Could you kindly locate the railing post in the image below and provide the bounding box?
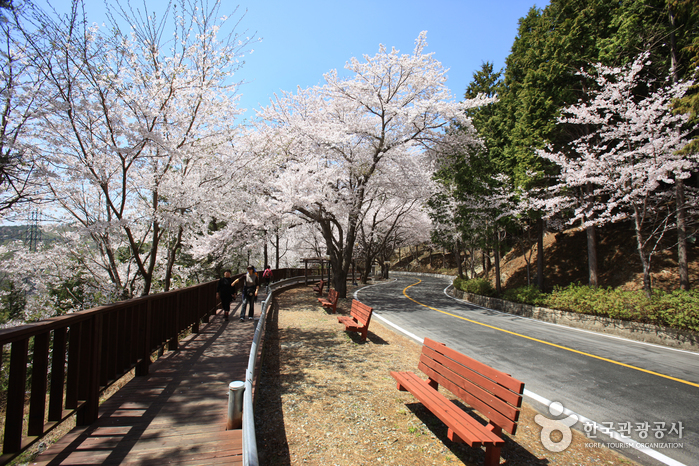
[193,287,200,334]
[49,327,67,421]
[136,300,152,377]
[78,314,103,426]
[202,283,210,324]
[65,322,82,410]
[4,338,29,453]
[168,291,180,351]
[28,331,50,436]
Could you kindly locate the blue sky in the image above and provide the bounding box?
[74,0,548,119]
[233,0,549,119]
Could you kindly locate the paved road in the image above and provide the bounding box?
[355,273,699,466]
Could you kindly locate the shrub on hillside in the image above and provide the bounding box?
[454,277,495,296]
[500,285,548,307]
[545,284,699,332]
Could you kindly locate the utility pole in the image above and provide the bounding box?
[25,210,41,252]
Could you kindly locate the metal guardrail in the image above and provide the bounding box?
[241,275,313,466]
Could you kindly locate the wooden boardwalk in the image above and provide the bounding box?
[32,300,262,466]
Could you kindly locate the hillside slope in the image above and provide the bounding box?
[393,223,698,292]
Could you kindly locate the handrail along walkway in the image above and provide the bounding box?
[241,274,314,466]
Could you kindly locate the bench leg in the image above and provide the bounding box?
[447,428,463,444]
[484,424,502,465]
[427,378,438,390]
[360,327,368,342]
[484,444,501,465]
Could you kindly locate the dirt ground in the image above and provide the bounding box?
[254,286,639,466]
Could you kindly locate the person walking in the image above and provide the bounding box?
[216,269,236,321]
[234,265,259,321]
[262,264,273,292]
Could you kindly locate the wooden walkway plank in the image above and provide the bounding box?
[31,299,263,466]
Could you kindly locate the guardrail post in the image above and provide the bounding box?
[227,381,245,430]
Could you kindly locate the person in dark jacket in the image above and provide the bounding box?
[216,269,236,321]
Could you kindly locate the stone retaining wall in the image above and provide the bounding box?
[447,287,699,352]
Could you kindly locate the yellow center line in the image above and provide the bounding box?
[403,280,699,389]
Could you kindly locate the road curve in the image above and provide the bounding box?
[355,273,699,466]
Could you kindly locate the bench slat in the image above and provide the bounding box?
[421,347,522,409]
[422,345,522,408]
[318,289,338,313]
[391,371,504,447]
[419,359,519,435]
[425,338,524,394]
[337,300,373,342]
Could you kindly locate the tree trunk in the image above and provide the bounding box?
[677,180,689,290]
[469,246,476,279]
[536,217,545,291]
[494,231,501,293]
[668,6,688,290]
[586,223,599,288]
[633,204,652,298]
[361,256,371,284]
[455,239,463,278]
[164,226,184,292]
[275,232,280,269]
[263,240,268,268]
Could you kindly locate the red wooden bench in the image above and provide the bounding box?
[318,289,339,313]
[390,338,524,466]
[310,279,325,296]
[337,299,373,342]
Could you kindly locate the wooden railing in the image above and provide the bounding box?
[0,279,219,464]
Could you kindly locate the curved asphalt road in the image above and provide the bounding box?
[355,273,699,466]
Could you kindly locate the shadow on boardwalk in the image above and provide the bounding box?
[32,306,259,466]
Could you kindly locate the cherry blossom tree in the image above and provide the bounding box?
[537,53,696,296]
[254,32,487,297]
[25,0,256,296]
[0,2,47,217]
